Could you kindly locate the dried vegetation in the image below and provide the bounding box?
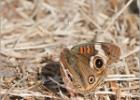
[0,0,140,100]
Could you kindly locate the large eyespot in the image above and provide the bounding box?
[88,75,95,84]
[94,57,104,69]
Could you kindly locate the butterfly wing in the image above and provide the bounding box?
[60,42,121,94]
[71,42,121,64]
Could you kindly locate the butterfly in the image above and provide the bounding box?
[60,42,121,94]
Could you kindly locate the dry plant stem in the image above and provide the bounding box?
[1,74,28,100]
[104,0,134,32]
[80,8,101,29]
[120,46,140,59]
[0,90,59,99]
[48,77,74,92]
[1,41,63,51]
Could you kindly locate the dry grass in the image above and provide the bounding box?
[0,0,140,100]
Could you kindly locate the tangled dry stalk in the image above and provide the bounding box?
[0,0,140,100]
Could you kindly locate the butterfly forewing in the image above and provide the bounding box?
[71,43,98,57]
[71,43,120,64]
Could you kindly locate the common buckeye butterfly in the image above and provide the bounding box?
[60,42,121,94]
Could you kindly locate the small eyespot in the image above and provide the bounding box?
[94,57,104,69]
[88,75,95,84]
